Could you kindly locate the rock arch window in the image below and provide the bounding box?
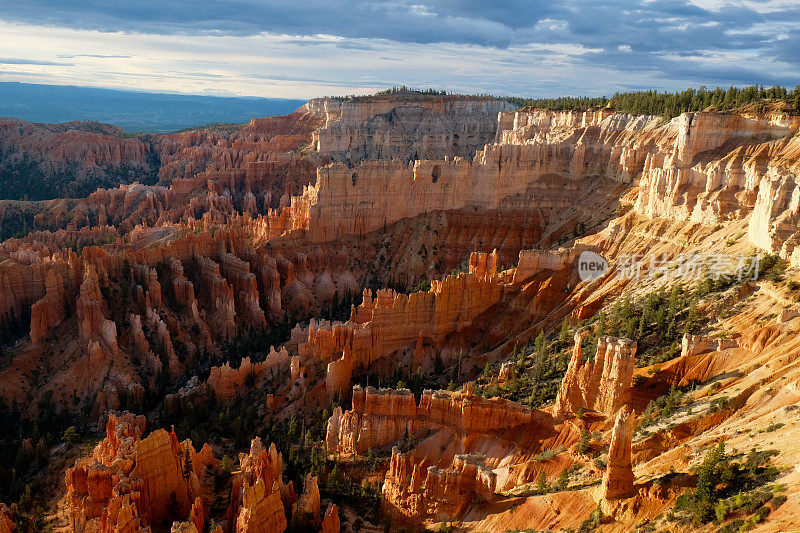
[431,165,440,183]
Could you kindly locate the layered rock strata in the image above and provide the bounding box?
[383,447,497,520]
[326,385,533,456]
[681,333,739,358]
[554,334,636,417]
[309,95,515,162]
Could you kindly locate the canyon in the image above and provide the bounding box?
[0,91,799,532]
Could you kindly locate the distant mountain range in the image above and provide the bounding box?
[0,82,307,133]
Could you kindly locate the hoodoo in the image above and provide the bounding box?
[601,408,636,501]
[1,86,799,532]
[555,334,637,417]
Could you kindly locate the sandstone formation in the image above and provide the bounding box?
[226,438,289,533]
[4,95,800,532]
[309,95,515,162]
[0,505,14,533]
[680,333,739,358]
[0,118,153,200]
[310,250,502,396]
[554,334,636,417]
[601,408,635,500]
[29,270,65,344]
[298,247,580,399]
[320,504,339,533]
[65,412,212,532]
[76,265,119,357]
[326,385,533,456]
[383,447,497,520]
[292,474,321,528]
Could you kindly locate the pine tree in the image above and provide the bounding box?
[559,318,571,348]
[183,445,193,481]
[693,441,726,523]
[536,470,549,493]
[556,468,569,490]
[328,464,341,491]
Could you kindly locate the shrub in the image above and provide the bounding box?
[671,442,781,528]
[537,446,565,461]
[576,431,591,454]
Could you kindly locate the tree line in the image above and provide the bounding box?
[503,84,800,118]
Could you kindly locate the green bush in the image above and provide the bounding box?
[673,442,781,528]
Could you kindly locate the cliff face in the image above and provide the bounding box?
[630,112,800,260]
[383,447,498,520]
[29,270,65,344]
[66,413,336,533]
[5,97,800,531]
[304,250,504,396]
[0,119,155,201]
[309,95,515,162]
[326,382,591,523]
[296,247,581,398]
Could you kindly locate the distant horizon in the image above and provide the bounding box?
[4,78,798,107]
[0,80,306,102]
[0,81,307,133]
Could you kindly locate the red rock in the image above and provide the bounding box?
[0,503,15,533]
[76,264,119,355]
[383,447,496,521]
[326,386,532,456]
[601,408,635,500]
[227,438,288,533]
[554,334,636,417]
[292,474,321,527]
[66,412,207,531]
[320,504,340,533]
[205,347,289,401]
[219,252,266,329]
[300,251,503,396]
[196,256,237,341]
[29,270,65,344]
[190,497,204,533]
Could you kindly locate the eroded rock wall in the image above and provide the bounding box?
[554,334,636,417]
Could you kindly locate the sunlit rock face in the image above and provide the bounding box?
[554,334,636,417]
[2,93,800,532]
[310,95,516,162]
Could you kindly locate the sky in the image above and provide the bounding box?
[0,0,798,100]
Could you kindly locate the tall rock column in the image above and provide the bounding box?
[29,270,65,344]
[76,265,119,356]
[602,408,635,500]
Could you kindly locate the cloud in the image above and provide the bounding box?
[0,57,72,66]
[58,54,132,58]
[0,1,797,98]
